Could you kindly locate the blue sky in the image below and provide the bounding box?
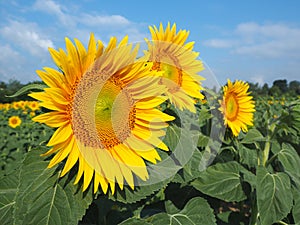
[0,0,300,86]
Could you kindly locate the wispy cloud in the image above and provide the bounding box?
[33,0,75,27]
[250,75,265,86]
[0,44,35,82]
[203,39,237,48]
[204,22,300,58]
[80,14,130,27]
[31,0,147,43]
[0,20,54,57]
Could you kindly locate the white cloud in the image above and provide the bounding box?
[0,20,54,57]
[0,44,20,62]
[203,39,237,48]
[33,0,75,27]
[250,75,265,86]
[204,22,300,59]
[80,14,130,27]
[0,44,22,81]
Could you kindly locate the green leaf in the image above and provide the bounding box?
[172,150,203,184]
[13,150,93,225]
[237,142,258,168]
[277,143,300,187]
[0,171,19,225]
[240,128,264,144]
[150,197,216,225]
[192,161,247,202]
[6,84,47,98]
[256,166,293,225]
[292,187,300,224]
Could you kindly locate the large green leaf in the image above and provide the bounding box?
[149,197,216,225]
[256,166,293,225]
[13,150,93,225]
[192,161,247,202]
[277,143,300,187]
[0,171,19,225]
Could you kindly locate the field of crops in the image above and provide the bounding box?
[1,93,299,225]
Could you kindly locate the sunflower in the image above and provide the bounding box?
[29,33,174,194]
[12,101,21,110]
[8,116,22,128]
[144,22,205,113]
[219,80,255,136]
[28,101,40,111]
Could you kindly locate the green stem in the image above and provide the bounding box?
[265,152,279,167]
[262,123,276,166]
[262,139,270,166]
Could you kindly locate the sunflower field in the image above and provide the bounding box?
[1,23,300,225]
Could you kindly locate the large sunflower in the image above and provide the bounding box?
[144,22,205,113]
[219,80,255,136]
[30,34,174,194]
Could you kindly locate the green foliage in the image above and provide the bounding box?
[13,150,94,225]
[257,167,293,225]
[0,108,53,172]
[192,161,247,202]
[0,170,19,225]
[149,197,216,225]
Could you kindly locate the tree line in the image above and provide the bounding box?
[248,79,300,98]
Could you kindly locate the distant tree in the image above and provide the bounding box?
[261,83,269,95]
[248,82,260,98]
[269,85,281,96]
[289,80,300,95]
[273,79,288,93]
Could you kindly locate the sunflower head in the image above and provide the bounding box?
[9,116,22,128]
[219,79,255,136]
[28,101,40,111]
[30,33,174,194]
[144,22,205,113]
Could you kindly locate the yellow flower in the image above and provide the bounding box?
[19,101,26,110]
[8,116,22,128]
[219,80,255,136]
[144,22,205,113]
[12,102,21,110]
[28,101,40,111]
[30,33,174,194]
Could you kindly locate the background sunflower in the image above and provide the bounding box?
[219,79,256,136]
[144,22,205,113]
